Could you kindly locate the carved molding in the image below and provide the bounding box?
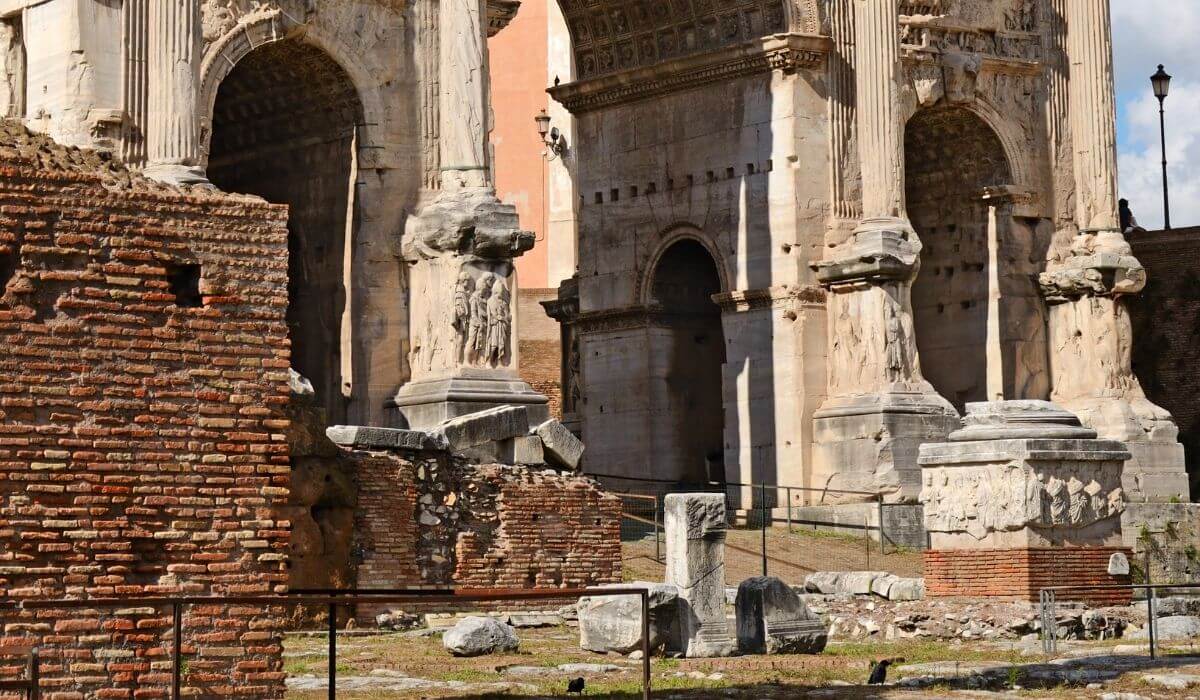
[486,0,521,36]
[575,305,721,334]
[713,285,825,313]
[550,33,830,114]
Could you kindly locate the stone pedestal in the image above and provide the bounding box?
[393,187,548,428]
[735,577,828,655]
[812,220,959,502]
[664,493,733,658]
[920,401,1132,604]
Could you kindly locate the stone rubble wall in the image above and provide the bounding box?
[354,448,621,613]
[0,121,292,696]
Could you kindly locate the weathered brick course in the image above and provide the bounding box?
[354,449,621,613]
[0,125,291,696]
[924,547,1132,606]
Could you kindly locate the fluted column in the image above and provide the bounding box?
[808,0,957,503]
[1036,0,1190,502]
[439,0,491,190]
[1066,0,1119,236]
[855,0,904,220]
[145,0,207,185]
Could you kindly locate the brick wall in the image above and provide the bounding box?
[0,124,292,696]
[518,288,562,419]
[1129,227,1200,499]
[354,448,621,612]
[924,548,1132,606]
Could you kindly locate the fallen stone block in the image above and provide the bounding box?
[1129,615,1200,641]
[506,613,562,629]
[443,616,519,657]
[460,435,546,465]
[804,571,890,596]
[885,577,925,601]
[326,425,447,452]
[534,420,585,470]
[735,576,828,655]
[435,406,530,451]
[577,582,678,655]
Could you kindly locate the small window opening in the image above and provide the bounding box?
[0,249,16,291]
[725,167,735,179]
[629,185,638,198]
[167,262,203,308]
[746,163,756,175]
[647,182,657,195]
[706,170,715,183]
[594,191,603,204]
[610,188,620,202]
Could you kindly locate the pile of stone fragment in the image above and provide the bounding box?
[329,404,584,471]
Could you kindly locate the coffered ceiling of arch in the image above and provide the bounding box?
[558,0,820,81]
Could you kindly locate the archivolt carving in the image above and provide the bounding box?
[556,0,820,81]
[197,8,387,163]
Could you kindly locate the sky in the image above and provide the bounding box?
[1112,0,1200,229]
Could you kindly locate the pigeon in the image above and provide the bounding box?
[867,657,904,685]
[567,676,585,695]
[554,75,561,87]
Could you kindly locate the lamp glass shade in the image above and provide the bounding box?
[534,110,551,137]
[1152,65,1172,100]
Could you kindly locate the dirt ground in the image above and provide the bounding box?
[284,627,1200,699]
[621,527,925,585]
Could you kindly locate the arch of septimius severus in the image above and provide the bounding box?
[2,0,1186,512]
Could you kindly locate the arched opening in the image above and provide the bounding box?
[906,107,1013,413]
[648,239,726,484]
[207,37,364,425]
[207,38,364,595]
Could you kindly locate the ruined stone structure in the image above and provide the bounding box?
[0,122,293,695]
[0,1,626,694]
[919,401,1133,603]
[545,0,1191,509]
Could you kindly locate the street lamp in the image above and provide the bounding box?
[1152,64,1172,229]
[534,109,564,161]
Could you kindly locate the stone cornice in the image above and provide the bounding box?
[575,305,719,334]
[548,33,832,115]
[713,285,826,313]
[486,0,521,37]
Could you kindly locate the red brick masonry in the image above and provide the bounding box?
[0,127,293,696]
[925,547,1133,606]
[355,451,621,611]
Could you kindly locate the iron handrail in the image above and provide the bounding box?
[19,587,653,700]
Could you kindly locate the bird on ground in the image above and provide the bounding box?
[567,676,585,695]
[867,657,905,685]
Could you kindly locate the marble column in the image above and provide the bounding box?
[809,0,957,503]
[394,0,547,428]
[439,0,491,190]
[1038,0,1188,503]
[145,0,208,185]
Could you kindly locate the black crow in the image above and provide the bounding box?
[867,657,905,685]
[567,676,585,695]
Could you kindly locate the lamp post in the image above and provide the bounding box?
[1152,64,1172,230]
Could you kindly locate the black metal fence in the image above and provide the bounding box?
[608,476,925,579]
[1040,582,1200,658]
[17,587,653,700]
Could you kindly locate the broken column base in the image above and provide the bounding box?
[920,401,1133,606]
[924,547,1132,606]
[812,390,960,502]
[391,374,550,429]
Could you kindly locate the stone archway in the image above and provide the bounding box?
[906,106,1013,413]
[647,238,726,484]
[207,37,365,424]
[206,38,365,594]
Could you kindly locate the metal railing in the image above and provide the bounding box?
[20,587,653,700]
[1039,582,1200,658]
[606,475,916,577]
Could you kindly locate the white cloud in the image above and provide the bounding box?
[1117,84,1200,230]
[1112,0,1200,229]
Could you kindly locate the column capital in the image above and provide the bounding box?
[812,217,920,286]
